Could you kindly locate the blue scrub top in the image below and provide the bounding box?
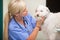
[8,13,36,40]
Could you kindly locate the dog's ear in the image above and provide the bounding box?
[46,7,50,13]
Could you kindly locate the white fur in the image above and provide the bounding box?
[35,5,60,40]
[36,5,50,17]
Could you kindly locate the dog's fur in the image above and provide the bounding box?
[35,5,60,40]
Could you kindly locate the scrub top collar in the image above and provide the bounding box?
[13,16,30,29]
[13,17,32,34]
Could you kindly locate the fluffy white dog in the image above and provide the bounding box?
[35,5,60,40]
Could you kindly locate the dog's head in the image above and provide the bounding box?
[35,5,50,17]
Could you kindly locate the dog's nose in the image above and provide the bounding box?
[37,14,39,17]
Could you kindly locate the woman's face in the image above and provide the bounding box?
[20,8,28,17]
[15,8,28,18]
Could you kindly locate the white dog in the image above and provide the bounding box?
[35,5,60,40]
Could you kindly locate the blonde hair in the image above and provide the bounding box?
[3,0,26,40]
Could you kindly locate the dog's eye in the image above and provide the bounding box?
[40,10,43,12]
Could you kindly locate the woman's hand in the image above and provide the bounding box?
[36,16,45,31]
[27,16,45,40]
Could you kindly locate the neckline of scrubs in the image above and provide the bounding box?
[13,17,32,35]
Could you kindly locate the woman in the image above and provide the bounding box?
[4,0,45,40]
